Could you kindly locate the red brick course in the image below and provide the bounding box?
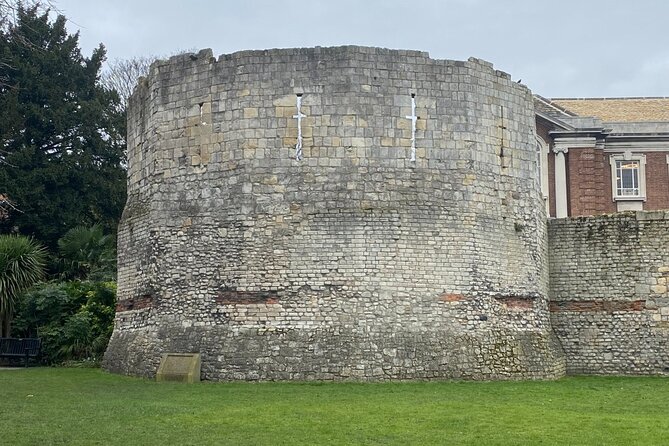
[116,295,154,312]
[215,290,279,305]
[439,293,466,302]
[550,300,645,313]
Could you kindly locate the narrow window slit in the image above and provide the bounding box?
[498,106,507,167]
[198,102,206,125]
[405,93,418,162]
[293,94,306,161]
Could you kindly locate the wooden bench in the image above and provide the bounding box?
[0,338,41,367]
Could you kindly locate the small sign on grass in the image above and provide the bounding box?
[156,353,201,383]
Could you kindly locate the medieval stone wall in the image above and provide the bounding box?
[103,46,565,381]
[548,211,669,375]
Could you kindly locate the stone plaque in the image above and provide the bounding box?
[156,353,201,383]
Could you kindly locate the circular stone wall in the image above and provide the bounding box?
[103,46,565,380]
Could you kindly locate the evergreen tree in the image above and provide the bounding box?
[0,5,126,249]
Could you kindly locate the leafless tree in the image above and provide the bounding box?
[100,56,156,109]
[0,0,55,32]
[0,0,27,25]
[100,48,196,110]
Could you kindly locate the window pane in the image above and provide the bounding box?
[616,160,640,196]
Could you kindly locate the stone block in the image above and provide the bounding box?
[342,115,356,127]
[416,117,427,130]
[651,285,667,294]
[380,137,394,147]
[273,95,294,107]
[156,353,201,383]
[243,108,259,119]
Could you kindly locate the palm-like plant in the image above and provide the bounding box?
[58,225,116,281]
[0,235,46,337]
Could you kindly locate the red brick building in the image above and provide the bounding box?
[535,97,669,217]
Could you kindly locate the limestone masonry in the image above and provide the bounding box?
[549,211,669,375]
[102,46,668,380]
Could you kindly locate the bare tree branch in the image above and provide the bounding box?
[100,56,156,109]
[1,1,58,89]
[1,0,56,30]
[0,194,23,221]
[100,49,197,111]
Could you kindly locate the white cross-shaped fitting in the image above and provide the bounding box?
[405,93,418,162]
[293,94,306,160]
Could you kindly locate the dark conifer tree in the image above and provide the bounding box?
[0,5,126,249]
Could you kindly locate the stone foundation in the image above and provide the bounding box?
[105,326,565,381]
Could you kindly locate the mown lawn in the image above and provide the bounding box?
[1,368,668,445]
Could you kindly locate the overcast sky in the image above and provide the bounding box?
[53,0,668,98]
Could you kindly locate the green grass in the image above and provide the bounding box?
[1,369,668,445]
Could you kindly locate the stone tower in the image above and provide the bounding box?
[103,46,565,380]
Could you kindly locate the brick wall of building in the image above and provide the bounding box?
[646,152,669,210]
[566,148,615,216]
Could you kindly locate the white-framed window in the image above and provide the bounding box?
[609,153,646,201]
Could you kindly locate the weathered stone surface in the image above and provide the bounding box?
[103,46,566,381]
[549,211,669,375]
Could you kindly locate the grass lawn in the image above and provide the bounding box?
[1,368,668,445]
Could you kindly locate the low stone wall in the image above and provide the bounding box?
[548,211,669,375]
[105,325,565,381]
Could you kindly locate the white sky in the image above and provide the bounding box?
[54,0,669,98]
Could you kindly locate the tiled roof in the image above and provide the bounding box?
[534,95,575,120]
[551,98,669,122]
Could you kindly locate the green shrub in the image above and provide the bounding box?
[13,281,116,364]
